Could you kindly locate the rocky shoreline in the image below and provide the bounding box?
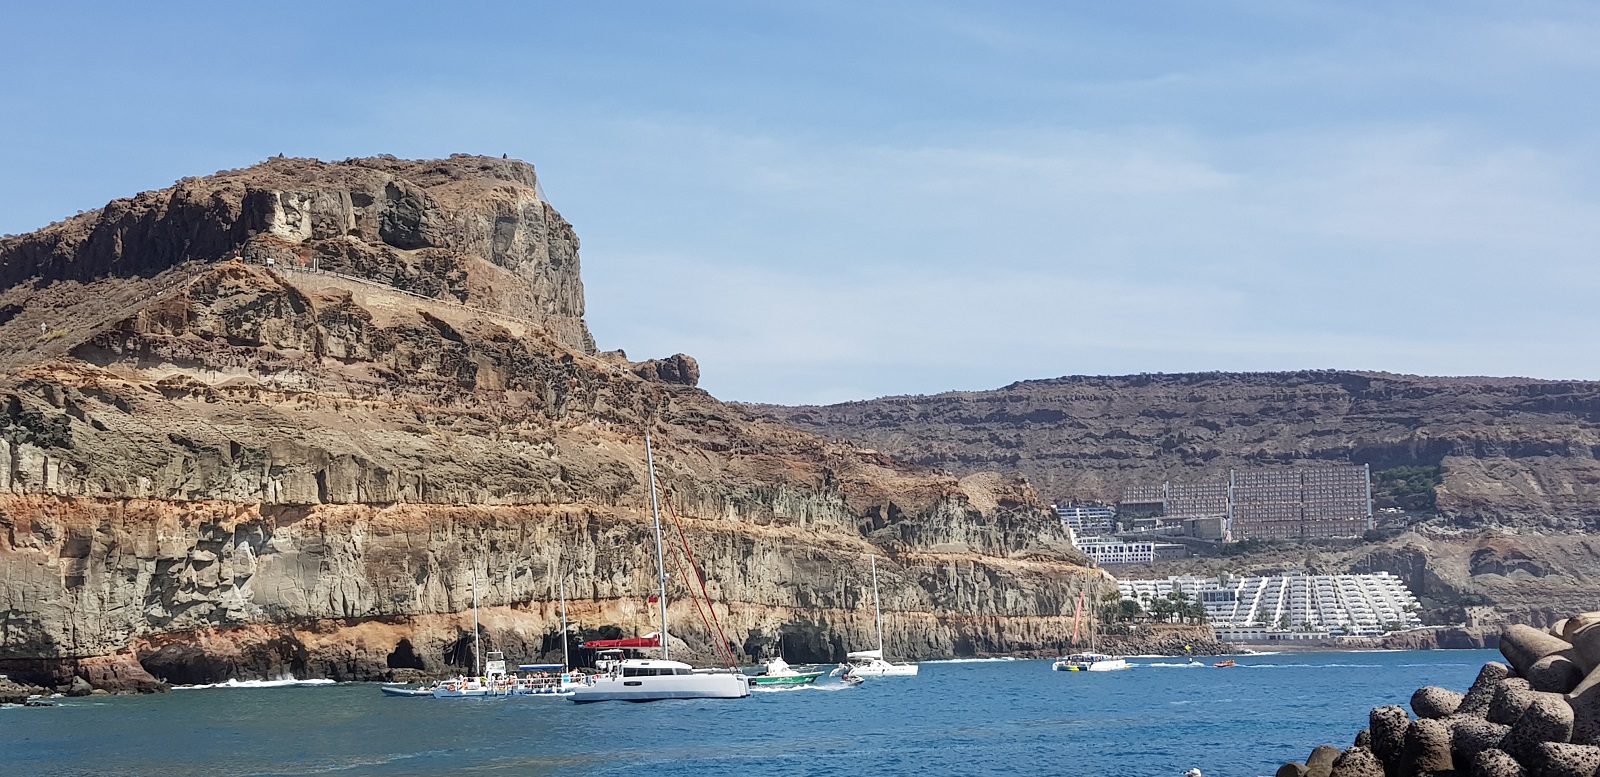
[1277,613,1600,777]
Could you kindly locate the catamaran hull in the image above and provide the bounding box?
[849,663,919,677]
[569,673,752,702]
[1052,659,1130,672]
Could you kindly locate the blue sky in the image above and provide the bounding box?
[3,1,1598,404]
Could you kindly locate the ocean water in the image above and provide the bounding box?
[4,650,1494,777]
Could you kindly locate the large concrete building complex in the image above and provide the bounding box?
[1054,504,1116,535]
[1073,536,1188,565]
[1118,572,1423,641]
[1117,465,1373,541]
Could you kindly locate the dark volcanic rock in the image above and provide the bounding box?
[0,675,39,704]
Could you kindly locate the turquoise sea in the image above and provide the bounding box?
[4,650,1494,777]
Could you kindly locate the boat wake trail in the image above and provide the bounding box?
[751,683,857,693]
[172,678,338,690]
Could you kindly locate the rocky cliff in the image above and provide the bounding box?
[751,371,1600,524]
[0,156,1099,691]
[752,373,1600,632]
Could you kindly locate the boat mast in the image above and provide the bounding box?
[473,567,481,676]
[871,555,884,656]
[645,431,671,661]
[559,575,570,672]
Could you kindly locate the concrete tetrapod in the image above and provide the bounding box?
[1401,717,1454,775]
[1570,617,1600,674]
[1502,695,1576,762]
[1569,666,1600,746]
[1461,664,1516,718]
[1471,748,1527,777]
[1279,611,1600,777]
[1523,742,1600,777]
[1503,625,1580,678]
[1414,686,1467,720]
[1306,745,1342,777]
[1528,653,1585,694]
[1448,715,1511,763]
[1372,705,1413,773]
[1491,680,1540,726]
[1329,746,1386,777]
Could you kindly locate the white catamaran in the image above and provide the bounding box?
[843,555,919,677]
[569,432,751,702]
[1052,589,1129,672]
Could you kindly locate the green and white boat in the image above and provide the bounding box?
[750,657,824,687]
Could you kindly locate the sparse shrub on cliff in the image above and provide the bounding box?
[1374,465,1442,512]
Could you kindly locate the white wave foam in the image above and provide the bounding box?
[173,678,338,690]
[1144,662,1207,668]
[752,681,858,693]
[923,657,1020,664]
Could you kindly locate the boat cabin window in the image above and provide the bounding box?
[621,666,696,677]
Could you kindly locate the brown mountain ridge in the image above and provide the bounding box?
[750,371,1600,635]
[0,155,1101,693]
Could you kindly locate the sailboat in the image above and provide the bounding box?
[1052,589,1129,672]
[843,555,919,677]
[509,577,586,697]
[569,432,751,702]
[433,569,511,697]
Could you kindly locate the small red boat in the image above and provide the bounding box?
[1213,660,1238,668]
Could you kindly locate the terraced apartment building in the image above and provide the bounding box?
[1118,572,1424,641]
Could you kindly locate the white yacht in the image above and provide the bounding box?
[569,432,751,703]
[1051,653,1130,672]
[569,657,751,702]
[843,556,919,678]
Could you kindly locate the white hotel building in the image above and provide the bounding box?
[1118,572,1424,640]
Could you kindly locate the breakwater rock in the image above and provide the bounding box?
[1277,614,1600,777]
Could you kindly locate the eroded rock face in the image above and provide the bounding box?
[751,373,1600,525]
[0,155,594,363]
[0,157,1099,689]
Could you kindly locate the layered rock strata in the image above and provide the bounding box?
[1276,615,1600,777]
[752,372,1600,526]
[0,156,1099,690]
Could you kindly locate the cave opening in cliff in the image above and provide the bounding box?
[386,639,425,670]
